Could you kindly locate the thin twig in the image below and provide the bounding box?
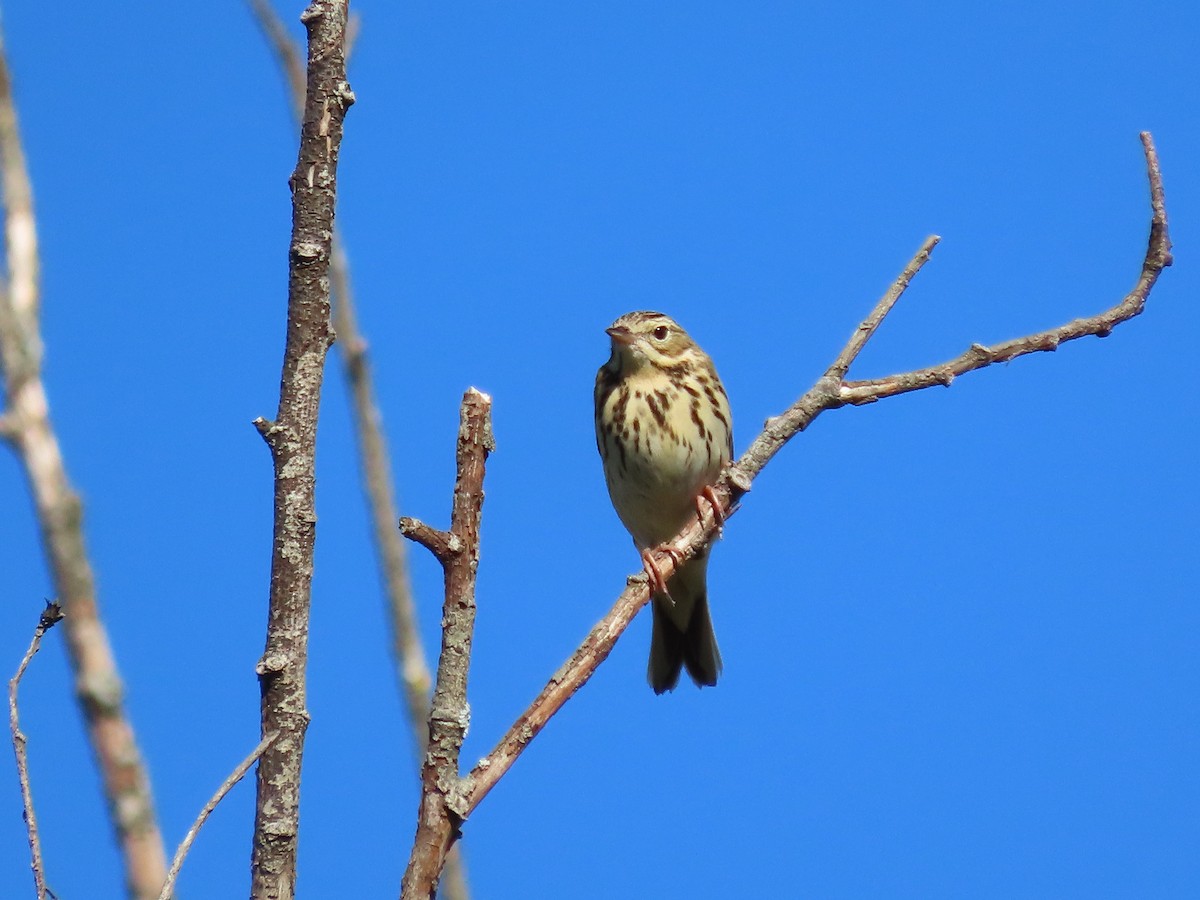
[458,132,1171,818]
[826,234,940,379]
[0,22,169,899]
[8,601,64,900]
[157,733,277,900]
[248,2,353,898]
[399,390,494,900]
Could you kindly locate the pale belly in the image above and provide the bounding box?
[599,373,729,549]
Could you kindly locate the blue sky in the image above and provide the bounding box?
[1,2,1197,898]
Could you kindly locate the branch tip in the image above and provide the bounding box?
[401,386,494,897]
[1138,132,1172,269]
[39,600,64,630]
[399,517,458,563]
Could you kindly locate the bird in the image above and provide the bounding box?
[594,311,733,693]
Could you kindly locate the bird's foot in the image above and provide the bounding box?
[696,485,725,533]
[641,546,683,604]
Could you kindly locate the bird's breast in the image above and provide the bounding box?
[597,370,730,547]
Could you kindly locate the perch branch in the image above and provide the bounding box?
[399,389,494,900]
[8,601,64,900]
[157,733,276,900]
[458,132,1171,815]
[248,2,353,898]
[0,23,169,900]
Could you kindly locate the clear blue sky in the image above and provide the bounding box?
[2,2,1197,898]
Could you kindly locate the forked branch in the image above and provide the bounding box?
[398,389,494,899]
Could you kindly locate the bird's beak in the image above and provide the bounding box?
[606,326,636,346]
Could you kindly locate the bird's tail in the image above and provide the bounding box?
[647,560,722,694]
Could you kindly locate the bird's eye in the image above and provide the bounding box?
[652,325,669,341]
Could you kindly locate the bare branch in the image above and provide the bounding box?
[8,601,64,900]
[0,23,169,899]
[839,135,1171,405]
[826,235,940,380]
[737,132,1171,483]
[399,389,494,900]
[249,2,353,898]
[395,136,1172,895]
[157,733,277,900]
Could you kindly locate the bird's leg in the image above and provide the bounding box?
[696,484,725,532]
[641,545,687,605]
[640,548,671,600]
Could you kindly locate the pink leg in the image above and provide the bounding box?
[640,547,672,600]
[696,485,725,530]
